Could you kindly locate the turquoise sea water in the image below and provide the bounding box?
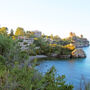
[36,47,90,89]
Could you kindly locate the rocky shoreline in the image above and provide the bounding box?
[50,48,86,59]
[28,48,87,61]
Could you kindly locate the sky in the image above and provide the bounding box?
[0,0,90,40]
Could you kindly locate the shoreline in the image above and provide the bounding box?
[27,46,90,64]
[29,55,48,61]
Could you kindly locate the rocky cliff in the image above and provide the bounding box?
[71,48,86,58]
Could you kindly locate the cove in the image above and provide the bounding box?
[36,47,90,89]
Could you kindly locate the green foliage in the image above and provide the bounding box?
[43,66,73,90]
[19,51,29,61]
[0,55,5,64]
[25,31,35,38]
[0,35,14,55]
[15,27,25,36]
[0,27,8,35]
[79,77,90,90]
[23,42,28,45]
[0,64,73,90]
[10,29,14,36]
[27,44,37,56]
[33,37,72,56]
[60,47,72,55]
[0,34,74,90]
[34,37,52,55]
[34,37,46,46]
[0,34,29,67]
[85,83,90,90]
[0,56,6,77]
[18,39,23,42]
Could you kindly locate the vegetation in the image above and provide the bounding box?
[27,44,37,56]
[0,34,73,90]
[10,29,14,36]
[0,27,8,35]
[0,26,89,89]
[0,34,28,67]
[79,77,90,90]
[15,27,25,36]
[33,37,74,56]
[0,26,87,57]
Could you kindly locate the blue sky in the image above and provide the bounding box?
[0,0,90,40]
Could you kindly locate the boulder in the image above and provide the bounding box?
[72,48,86,58]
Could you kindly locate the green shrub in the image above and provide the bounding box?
[0,34,74,90]
[23,42,28,45]
[18,39,23,42]
[0,65,73,90]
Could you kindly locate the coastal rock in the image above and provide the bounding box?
[72,48,86,58]
[57,55,71,59]
[51,53,71,59]
[51,53,58,57]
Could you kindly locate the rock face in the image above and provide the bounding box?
[57,55,71,59]
[51,53,58,57]
[51,53,71,59]
[72,48,86,58]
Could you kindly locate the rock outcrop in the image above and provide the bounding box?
[72,48,86,58]
[51,53,71,59]
[57,55,71,59]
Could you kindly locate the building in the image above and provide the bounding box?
[18,37,34,50]
[32,30,42,37]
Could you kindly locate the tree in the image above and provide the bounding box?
[15,27,25,36]
[0,34,29,67]
[69,32,76,37]
[42,66,73,90]
[0,34,74,90]
[0,27,8,35]
[69,32,73,37]
[10,29,14,36]
[53,35,61,41]
[28,44,37,55]
[0,35,14,55]
[80,34,83,38]
[50,34,54,40]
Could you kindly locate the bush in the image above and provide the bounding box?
[18,39,23,42]
[0,65,73,90]
[23,42,28,45]
[0,34,29,67]
[0,35,14,55]
[43,66,73,90]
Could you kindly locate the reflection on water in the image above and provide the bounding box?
[36,47,90,89]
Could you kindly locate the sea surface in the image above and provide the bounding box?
[36,47,90,90]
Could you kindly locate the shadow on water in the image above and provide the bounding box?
[36,47,90,90]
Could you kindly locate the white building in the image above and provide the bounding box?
[18,37,34,50]
[23,38,34,45]
[32,30,42,37]
[18,36,26,40]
